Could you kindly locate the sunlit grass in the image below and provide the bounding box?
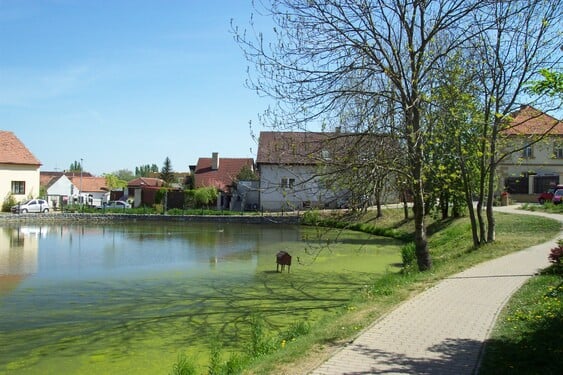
[479,267,563,374]
[246,211,561,374]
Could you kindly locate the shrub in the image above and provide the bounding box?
[401,242,417,270]
[548,245,563,264]
[2,193,16,212]
[302,210,321,225]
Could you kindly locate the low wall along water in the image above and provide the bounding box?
[0,212,301,225]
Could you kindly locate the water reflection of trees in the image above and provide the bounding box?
[0,222,401,372]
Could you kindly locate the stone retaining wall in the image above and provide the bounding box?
[0,213,301,225]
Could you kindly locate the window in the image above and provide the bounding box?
[554,145,563,159]
[11,181,25,195]
[281,178,295,189]
[522,144,533,158]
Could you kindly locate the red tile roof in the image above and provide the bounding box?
[68,176,108,192]
[194,157,254,191]
[502,105,563,135]
[0,131,41,166]
[127,177,165,188]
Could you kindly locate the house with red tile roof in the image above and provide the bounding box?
[127,177,165,208]
[40,171,94,188]
[256,131,349,211]
[499,105,563,201]
[194,152,255,209]
[0,131,42,204]
[257,130,401,211]
[41,174,109,208]
[68,176,109,206]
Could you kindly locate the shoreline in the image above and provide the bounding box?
[0,212,301,225]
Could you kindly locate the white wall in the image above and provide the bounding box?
[259,164,339,211]
[0,164,40,204]
[498,136,563,193]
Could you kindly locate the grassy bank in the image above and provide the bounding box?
[478,259,563,374]
[169,208,560,374]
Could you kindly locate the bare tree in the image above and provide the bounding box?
[235,0,485,270]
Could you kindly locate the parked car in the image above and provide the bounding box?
[552,189,563,204]
[11,199,50,213]
[102,200,131,209]
[538,184,563,204]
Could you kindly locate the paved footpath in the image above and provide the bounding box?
[312,206,563,374]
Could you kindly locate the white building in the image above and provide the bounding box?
[0,131,41,205]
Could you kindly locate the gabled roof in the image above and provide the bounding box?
[40,171,94,187]
[503,105,563,135]
[127,177,165,188]
[257,131,375,166]
[257,132,337,165]
[0,130,41,166]
[194,157,254,191]
[68,176,108,193]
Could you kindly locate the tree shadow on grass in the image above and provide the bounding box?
[478,315,563,375]
[426,217,457,236]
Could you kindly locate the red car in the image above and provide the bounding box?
[552,189,563,204]
[538,185,563,204]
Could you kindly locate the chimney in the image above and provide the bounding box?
[335,126,341,133]
[211,152,219,170]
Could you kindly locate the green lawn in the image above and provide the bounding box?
[478,267,563,374]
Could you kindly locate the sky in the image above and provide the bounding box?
[0,0,273,176]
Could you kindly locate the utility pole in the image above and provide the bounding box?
[80,158,83,210]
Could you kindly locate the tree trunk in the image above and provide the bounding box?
[402,190,409,220]
[413,189,431,271]
[440,191,449,220]
[458,142,481,247]
[486,121,500,243]
[486,158,497,243]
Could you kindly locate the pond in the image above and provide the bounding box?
[0,221,401,374]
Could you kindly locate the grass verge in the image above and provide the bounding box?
[478,264,563,374]
[233,209,561,374]
[521,201,563,214]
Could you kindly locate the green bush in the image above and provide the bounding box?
[2,193,17,212]
[401,242,417,270]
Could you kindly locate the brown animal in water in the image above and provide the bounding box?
[276,251,292,273]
